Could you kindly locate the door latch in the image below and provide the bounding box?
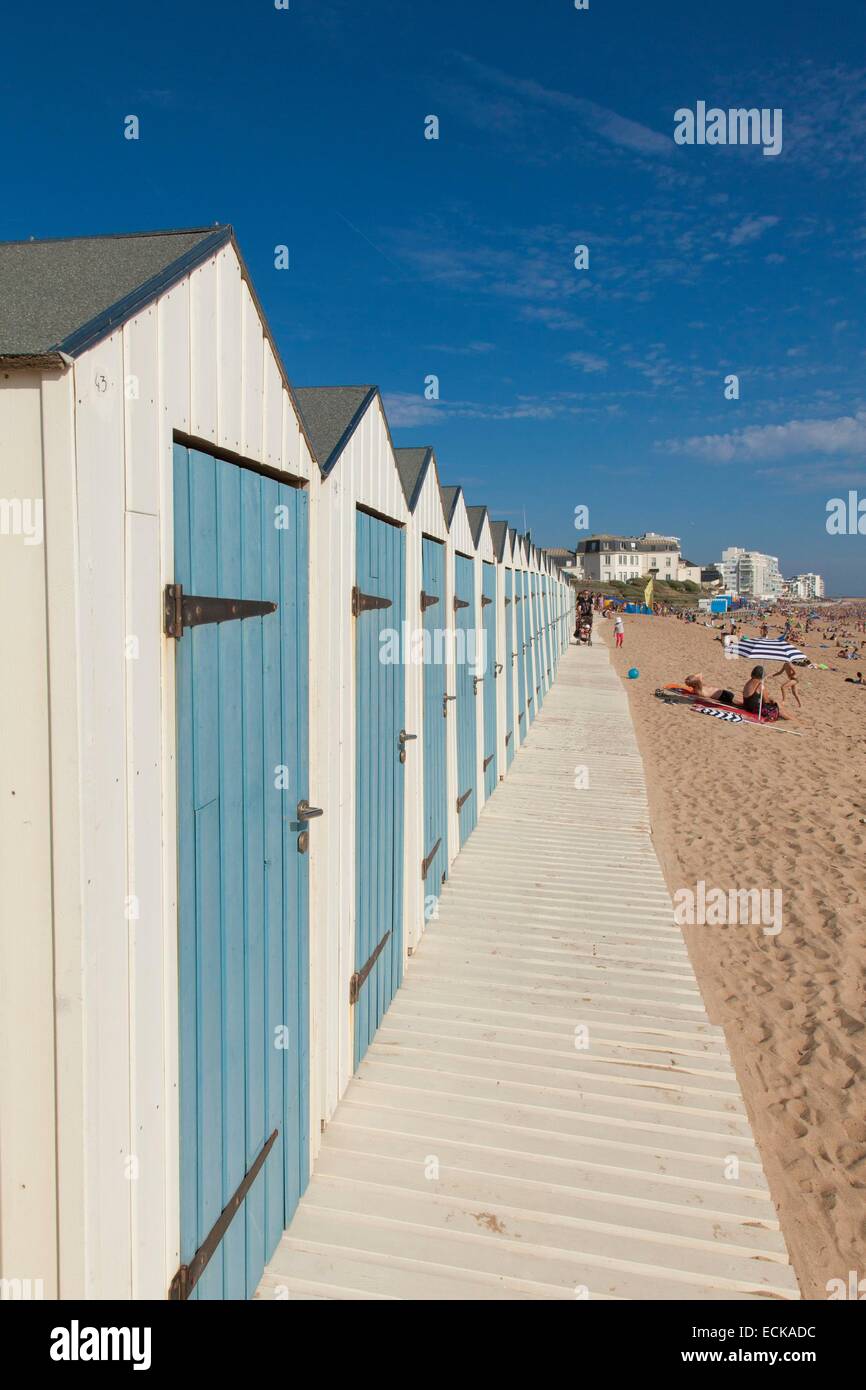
[398,729,417,764]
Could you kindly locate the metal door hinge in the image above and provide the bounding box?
[483,754,494,771]
[421,837,442,880]
[481,595,492,607]
[164,584,277,639]
[352,585,392,617]
[453,596,469,611]
[169,1128,278,1299]
[420,590,438,611]
[456,788,473,812]
[349,931,391,1004]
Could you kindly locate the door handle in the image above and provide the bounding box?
[398,729,417,763]
[442,694,456,718]
[494,662,503,676]
[297,799,324,820]
[472,675,483,695]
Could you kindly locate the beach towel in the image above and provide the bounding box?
[690,704,744,723]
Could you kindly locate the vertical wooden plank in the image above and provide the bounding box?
[174,446,198,1288]
[126,509,166,1297]
[282,483,309,1213]
[241,467,266,1293]
[188,450,223,1301]
[189,262,219,444]
[0,375,57,1294]
[158,283,190,434]
[123,308,160,515]
[214,457,246,1299]
[74,337,132,1296]
[260,475,286,1258]
[262,346,283,469]
[40,369,86,1297]
[241,286,264,462]
[217,250,243,454]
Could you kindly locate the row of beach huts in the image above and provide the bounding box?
[0,225,574,1300]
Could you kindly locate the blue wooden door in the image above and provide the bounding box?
[516,570,528,738]
[421,537,448,902]
[536,576,545,696]
[355,511,406,1065]
[454,554,477,845]
[174,443,309,1301]
[542,577,551,688]
[528,574,539,720]
[504,569,515,768]
[481,561,497,798]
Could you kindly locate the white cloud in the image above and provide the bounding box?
[659,410,866,462]
[564,350,608,374]
[453,54,671,158]
[728,215,780,247]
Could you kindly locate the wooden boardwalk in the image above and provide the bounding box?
[259,639,799,1301]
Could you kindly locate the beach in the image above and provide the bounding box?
[599,610,866,1299]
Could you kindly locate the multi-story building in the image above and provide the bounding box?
[577,532,681,583]
[544,547,585,580]
[719,547,783,599]
[783,573,825,600]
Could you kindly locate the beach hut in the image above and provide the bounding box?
[0,226,319,1301]
[513,533,531,739]
[491,522,516,770]
[441,486,481,847]
[393,446,450,943]
[466,506,499,801]
[292,385,411,1089]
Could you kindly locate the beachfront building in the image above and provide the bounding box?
[577,531,681,583]
[677,559,702,585]
[544,545,584,580]
[718,546,783,599]
[783,572,825,600]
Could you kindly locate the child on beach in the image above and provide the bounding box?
[770,661,802,708]
[614,614,624,648]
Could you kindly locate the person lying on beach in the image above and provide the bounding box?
[844,671,864,685]
[769,661,802,708]
[684,673,736,702]
[742,667,796,721]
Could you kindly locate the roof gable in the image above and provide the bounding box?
[394,446,432,509]
[0,226,229,359]
[294,385,377,474]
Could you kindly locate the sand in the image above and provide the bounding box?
[593,609,866,1299]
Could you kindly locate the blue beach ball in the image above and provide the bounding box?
[627,668,639,680]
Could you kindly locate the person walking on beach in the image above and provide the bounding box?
[614,613,624,648]
[771,661,802,708]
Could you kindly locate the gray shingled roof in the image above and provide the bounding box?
[439,486,461,525]
[294,386,377,473]
[0,227,227,358]
[490,521,509,560]
[466,506,488,547]
[394,446,431,508]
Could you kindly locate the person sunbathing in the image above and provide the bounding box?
[684,673,736,703]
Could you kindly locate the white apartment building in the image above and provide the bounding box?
[783,572,825,600]
[577,532,681,583]
[719,546,783,599]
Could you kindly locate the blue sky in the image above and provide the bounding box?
[4,0,866,592]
